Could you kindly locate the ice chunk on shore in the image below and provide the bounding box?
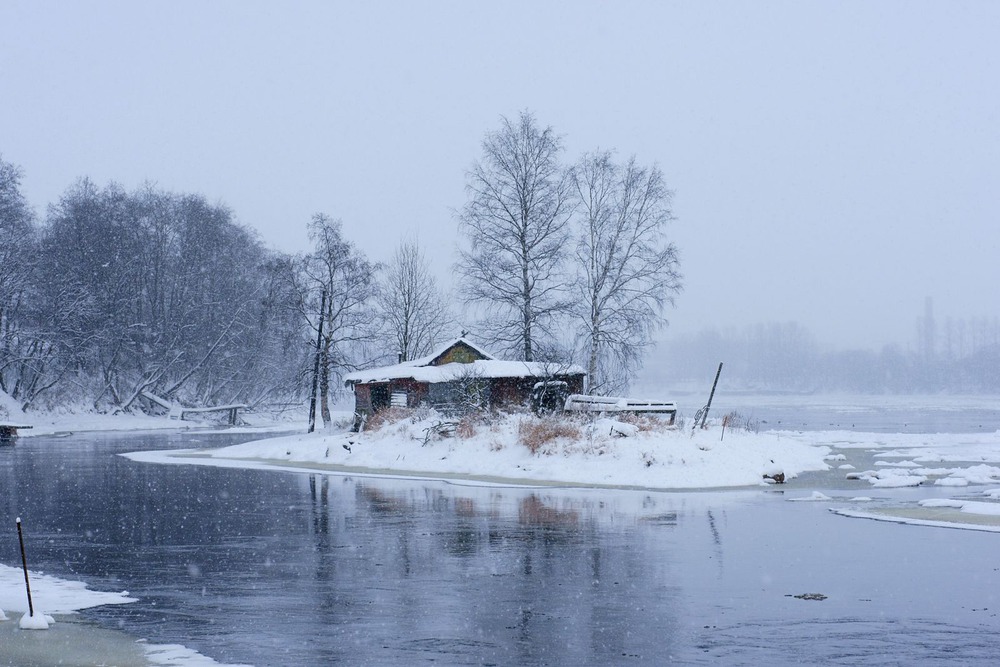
[18,611,54,630]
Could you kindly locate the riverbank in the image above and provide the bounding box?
[127,410,831,490]
[126,408,1000,493]
[0,614,148,667]
[0,563,228,666]
[19,412,309,438]
[0,611,247,666]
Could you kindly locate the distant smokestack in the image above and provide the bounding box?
[923,296,935,360]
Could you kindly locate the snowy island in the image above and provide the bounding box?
[126,409,827,490]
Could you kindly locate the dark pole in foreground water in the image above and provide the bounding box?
[16,517,34,617]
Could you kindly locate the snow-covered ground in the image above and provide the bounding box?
[127,409,1000,492]
[0,563,134,615]
[0,564,244,665]
[123,408,1000,539]
[19,410,307,438]
[2,386,311,437]
[126,411,832,489]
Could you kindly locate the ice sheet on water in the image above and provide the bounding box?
[0,564,135,614]
[787,491,833,501]
[144,642,253,666]
[832,507,1000,533]
[920,498,1000,516]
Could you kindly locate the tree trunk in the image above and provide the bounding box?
[588,335,600,395]
[319,343,331,427]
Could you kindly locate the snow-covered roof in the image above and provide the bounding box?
[343,338,585,385]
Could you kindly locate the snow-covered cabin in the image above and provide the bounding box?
[343,338,585,423]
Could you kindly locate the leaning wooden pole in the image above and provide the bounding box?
[308,289,328,434]
[16,518,34,618]
[699,362,724,429]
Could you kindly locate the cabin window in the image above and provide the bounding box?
[370,384,390,412]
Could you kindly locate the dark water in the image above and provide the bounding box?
[1,426,999,665]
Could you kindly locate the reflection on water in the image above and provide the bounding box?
[694,618,998,665]
[1,429,999,665]
[0,433,684,665]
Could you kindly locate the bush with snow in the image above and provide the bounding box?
[518,416,583,454]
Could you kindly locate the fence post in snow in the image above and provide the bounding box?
[699,362,724,430]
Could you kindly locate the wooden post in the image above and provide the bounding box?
[308,289,327,433]
[16,518,34,618]
[699,362,724,429]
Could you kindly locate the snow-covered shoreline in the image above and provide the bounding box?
[0,565,247,665]
[122,410,1000,540]
[0,563,135,616]
[122,408,1000,494]
[126,412,833,490]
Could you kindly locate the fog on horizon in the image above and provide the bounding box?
[2,1,998,357]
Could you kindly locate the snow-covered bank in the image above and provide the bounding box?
[16,409,309,438]
[0,565,247,666]
[0,563,135,614]
[122,408,1000,495]
[0,564,141,663]
[2,386,314,436]
[774,428,1000,488]
[127,411,833,489]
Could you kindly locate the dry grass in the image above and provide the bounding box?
[365,407,415,432]
[616,412,667,432]
[721,410,760,434]
[455,414,479,439]
[518,416,582,455]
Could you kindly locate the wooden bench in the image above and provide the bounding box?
[563,394,677,425]
[179,405,248,426]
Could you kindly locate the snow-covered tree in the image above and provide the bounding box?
[0,155,50,407]
[293,214,378,426]
[36,180,303,410]
[570,151,682,394]
[457,111,574,361]
[376,239,452,362]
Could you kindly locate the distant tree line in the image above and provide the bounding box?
[0,168,305,412]
[662,320,1000,393]
[0,155,452,420]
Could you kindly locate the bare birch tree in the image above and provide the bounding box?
[294,214,377,426]
[457,111,574,361]
[377,239,451,362]
[571,151,682,394]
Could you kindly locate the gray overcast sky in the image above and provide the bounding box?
[2,1,998,351]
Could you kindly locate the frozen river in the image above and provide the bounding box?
[1,400,999,665]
